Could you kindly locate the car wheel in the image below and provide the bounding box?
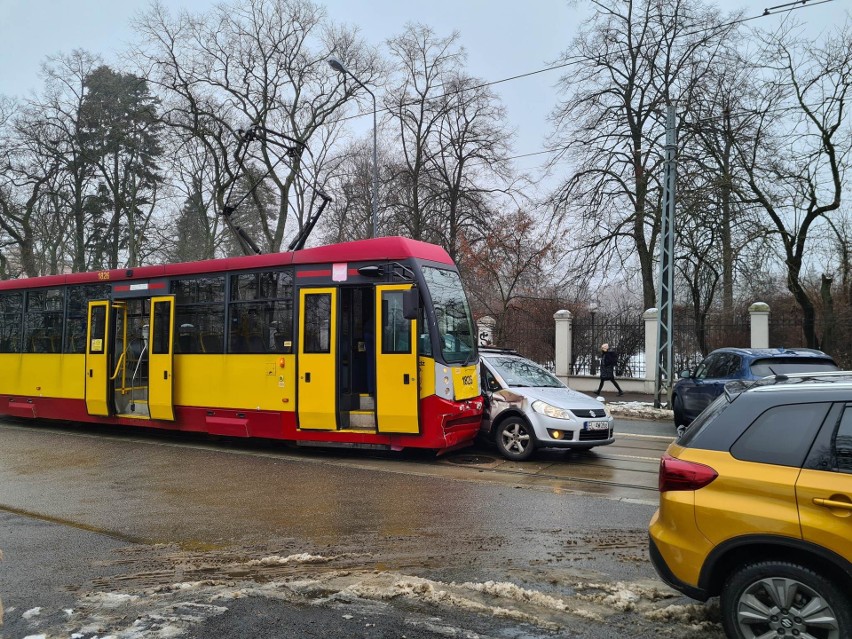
[721,560,851,639]
[495,417,536,461]
[672,394,686,427]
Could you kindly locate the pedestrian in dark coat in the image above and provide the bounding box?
[595,343,624,395]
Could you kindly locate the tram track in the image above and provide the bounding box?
[0,418,664,500]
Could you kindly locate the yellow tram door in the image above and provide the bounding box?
[297,288,337,430]
[85,300,112,416]
[375,284,419,434]
[147,296,175,421]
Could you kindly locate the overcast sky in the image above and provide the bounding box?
[0,0,844,176]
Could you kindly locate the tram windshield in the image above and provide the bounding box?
[422,266,476,364]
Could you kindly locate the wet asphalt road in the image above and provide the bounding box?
[0,416,721,639]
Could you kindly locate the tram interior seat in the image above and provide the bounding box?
[69,332,85,353]
[229,334,246,353]
[200,332,223,353]
[246,333,266,353]
[31,333,58,353]
[177,324,196,353]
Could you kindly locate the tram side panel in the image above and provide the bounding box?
[0,353,87,420]
[171,353,297,438]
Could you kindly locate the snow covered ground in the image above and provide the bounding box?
[603,399,674,423]
[3,551,722,639]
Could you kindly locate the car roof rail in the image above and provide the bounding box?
[479,346,519,355]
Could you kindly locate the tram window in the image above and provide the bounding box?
[64,284,111,354]
[231,270,293,301]
[25,288,64,353]
[171,276,225,354]
[89,305,106,354]
[303,294,331,354]
[228,301,293,353]
[228,269,293,354]
[0,292,23,353]
[418,306,432,356]
[151,301,172,355]
[382,291,411,354]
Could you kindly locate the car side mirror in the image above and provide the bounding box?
[679,370,690,379]
[403,286,419,320]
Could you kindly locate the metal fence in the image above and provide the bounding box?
[492,305,556,371]
[485,305,852,380]
[571,316,646,378]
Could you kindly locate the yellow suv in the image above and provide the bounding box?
[649,373,852,639]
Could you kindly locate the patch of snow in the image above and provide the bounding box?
[246,553,333,566]
[643,600,719,628]
[22,607,42,619]
[84,592,139,608]
[607,401,673,421]
[457,580,568,612]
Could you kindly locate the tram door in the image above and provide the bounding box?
[84,300,112,416]
[84,296,175,421]
[297,288,338,430]
[374,284,419,434]
[147,296,175,421]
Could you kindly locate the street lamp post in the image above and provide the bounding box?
[328,57,378,238]
[589,302,599,376]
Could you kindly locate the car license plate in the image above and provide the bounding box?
[584,421,609,431]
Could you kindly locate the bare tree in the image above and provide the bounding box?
[384,24,464,242]
[132,0,380,254]
[428,74,514,261]
[459,209,563,344]
[732,21,852,349]
[548,0,739,310]
[22,51,104,272]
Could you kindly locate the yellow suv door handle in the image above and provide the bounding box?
[813,497,852,511]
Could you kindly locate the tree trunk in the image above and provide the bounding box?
[820,274,834,354]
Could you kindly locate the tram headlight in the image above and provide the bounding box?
[531,400,572,420]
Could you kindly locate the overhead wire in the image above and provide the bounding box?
[330,0,835,168]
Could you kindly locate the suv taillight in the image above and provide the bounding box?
[658,454,718,492]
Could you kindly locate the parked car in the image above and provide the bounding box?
[671,347,838,427]
[478,347,613,461]
[650,371,852,639]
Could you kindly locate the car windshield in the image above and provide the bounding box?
[422,266,476,364]
[486,355,563,388]
[750,358,838,378]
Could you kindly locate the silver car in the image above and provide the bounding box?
[479,348,614,461]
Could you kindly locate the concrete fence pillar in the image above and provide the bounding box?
[554,310,573,378]
[749,302,770,348]
[477,316,496,346]
[643,308,658,381]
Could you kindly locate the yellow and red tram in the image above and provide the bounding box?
[0,237,482,453]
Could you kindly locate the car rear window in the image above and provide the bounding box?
[749,357,837,378]
[730,402,829,467]
[677,393,731,447]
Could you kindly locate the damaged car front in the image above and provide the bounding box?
[479,348,614,461]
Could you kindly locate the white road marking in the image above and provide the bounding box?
[616,432,674,442]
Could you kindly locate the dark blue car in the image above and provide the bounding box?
[671,347,838,427]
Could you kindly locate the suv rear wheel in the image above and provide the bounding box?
[721,560,851,639]
[495,417,536,461]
